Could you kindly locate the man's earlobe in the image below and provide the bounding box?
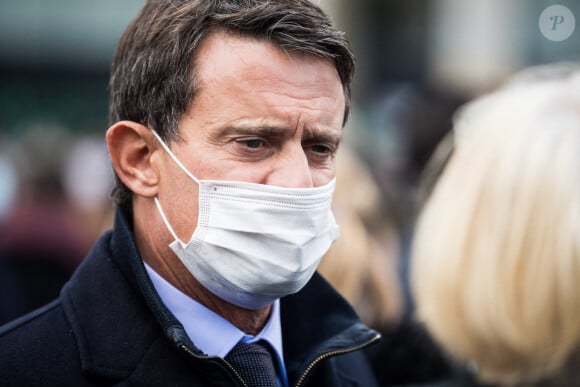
[106,121,159,198]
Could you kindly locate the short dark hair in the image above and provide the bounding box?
[109,0,355,205]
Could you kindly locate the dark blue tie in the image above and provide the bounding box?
[225,340,277,387]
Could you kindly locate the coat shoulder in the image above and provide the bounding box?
[0,298,68,344]
[0,299,84,383]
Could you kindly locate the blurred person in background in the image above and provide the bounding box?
[63,135,115,241]
[319,146,403,329]
[0,125,91,325]
[412,64,580,387]
[0,1,381,386]
[319,146,455,386]
[415,130,455,211]
[0,143,17,222]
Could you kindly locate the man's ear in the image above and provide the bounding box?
[106,121,160,198]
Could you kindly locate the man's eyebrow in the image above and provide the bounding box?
[219,124,342,143]
[219,124,289,137]
[302,128,342,145]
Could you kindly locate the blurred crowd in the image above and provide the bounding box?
[0,126,114,325]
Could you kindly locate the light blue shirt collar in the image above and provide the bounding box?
[144,263,288,385]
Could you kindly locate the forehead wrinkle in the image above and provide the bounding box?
[249,76,341,101]
[249,89,344,130]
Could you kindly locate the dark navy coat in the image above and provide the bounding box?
[0,207,380,386]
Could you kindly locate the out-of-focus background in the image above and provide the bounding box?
[0,0,577,342]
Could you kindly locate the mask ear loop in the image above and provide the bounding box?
[150,129,201,184]
[150,130,198,246]
[154,197,184,245]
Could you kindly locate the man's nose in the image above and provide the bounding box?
[266,146,314,188]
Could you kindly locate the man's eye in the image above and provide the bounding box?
[238,139,264,149]
[310,144,333,154]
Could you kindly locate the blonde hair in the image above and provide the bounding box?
[412,69,580,386]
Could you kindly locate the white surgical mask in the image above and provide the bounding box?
[151,130,339,310]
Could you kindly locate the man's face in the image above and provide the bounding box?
[156,31,346,240]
